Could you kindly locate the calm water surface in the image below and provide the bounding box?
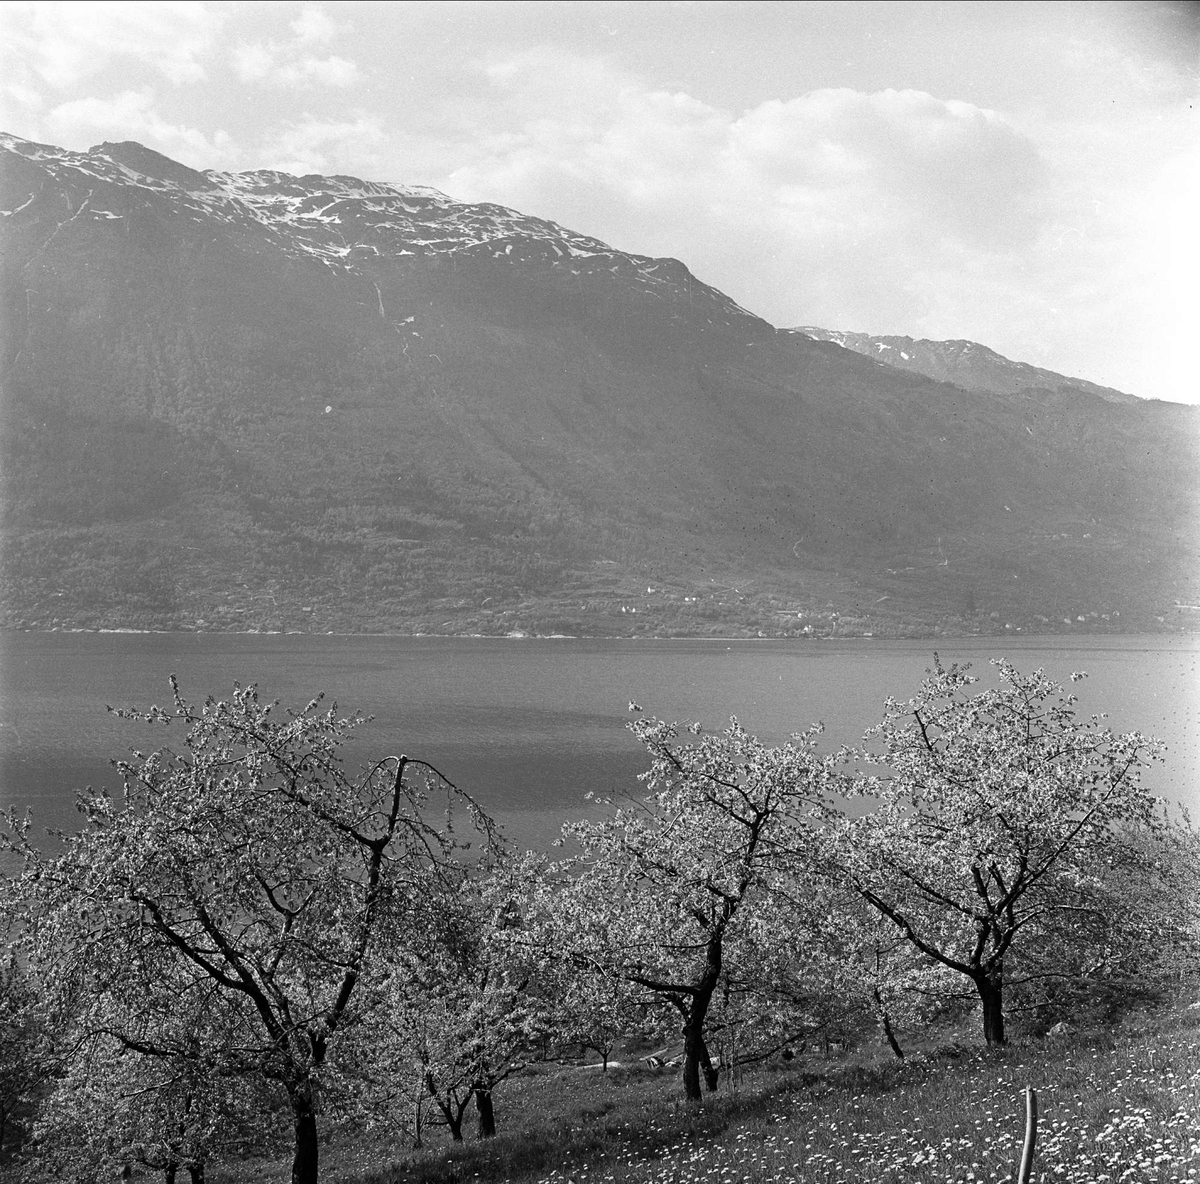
[1,633,1196,851]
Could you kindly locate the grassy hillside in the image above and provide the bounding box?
[209,997,1200,1184]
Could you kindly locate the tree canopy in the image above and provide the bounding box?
[553,713,837,1101]
[4,679,495,1184]
[834,658,1176,1045]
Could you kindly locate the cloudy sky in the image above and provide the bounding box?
[2,1,1197,402]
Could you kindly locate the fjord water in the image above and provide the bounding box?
[1,633,1196,852]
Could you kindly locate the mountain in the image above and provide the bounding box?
[788,328,1139,404]
[1,133,1197,638]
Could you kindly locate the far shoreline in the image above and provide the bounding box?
[4,626,1198,643]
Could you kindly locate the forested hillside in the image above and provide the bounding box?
[2,134,1197,636]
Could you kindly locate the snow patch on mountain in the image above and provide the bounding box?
[785,326,1139,403]
[0,132,758,332]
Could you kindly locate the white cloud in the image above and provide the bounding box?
[231,4,357,89]
[291,4,334,47]
[284,55,357,88]
[233,42,357,88]
[231,41,275,84]
[262,114,385,176]
[1011,97,1200,399]
[725,89,1043,249]
[1129,140,1200,401]
[432,49,1195,400]
[4,79,45,115]
[5,1,221,88]
[442,54,1046,329]
[44,89,237,168]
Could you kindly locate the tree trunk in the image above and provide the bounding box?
[475,1085,496,1138]
[681,1011,706,1102]
[873,987,904,1059]
[880,1010,905,1060]
[681,932,723,1102]
[977,973,1006,1047]
[164,1166,177,1184]
[290,1085,320,1184]
[188,1164,204,1184]
[425,1073,466,1142]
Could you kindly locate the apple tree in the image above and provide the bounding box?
[360,853,548,1144]
[31,1014,279,1184]
[0,947,55,1162]
[835,658,1175,1046]
[555,712,836,1101]
[4,678,496,1184]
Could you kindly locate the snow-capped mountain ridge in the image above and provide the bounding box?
[786,326,1139,403]
[0,133,758,330]
[3,133,1135,389]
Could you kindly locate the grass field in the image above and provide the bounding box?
[210,996,1200,1184]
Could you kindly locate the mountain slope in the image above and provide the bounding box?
[2,134,1197,636]
[787,327,1140,403]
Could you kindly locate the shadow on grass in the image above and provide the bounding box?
[356,1059,916,1184]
